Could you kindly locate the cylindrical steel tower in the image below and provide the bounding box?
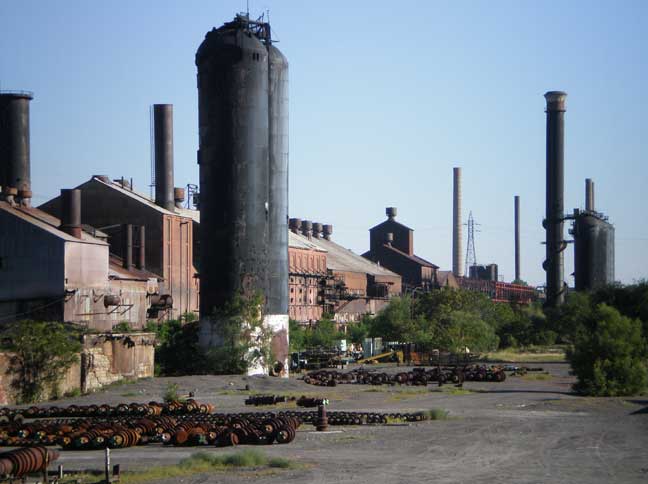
[196,16,271,345]
[153,104,175,212]
[0,92,33,206]
[452,167,463,277]
[544,91,567,306]
[514,195,520,282]
[267,44,289,318]
[573,212,615,291]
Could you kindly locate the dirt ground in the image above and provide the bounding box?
[26,362,648,483]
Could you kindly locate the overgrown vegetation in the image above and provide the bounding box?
[2,320,81,403]
[289,314,345,352]
[59,450,296,484]
[567,303,647,396]
[151,292,274,376]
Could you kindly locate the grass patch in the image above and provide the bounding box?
[218,389,252,396]
[120,391,139,397]
[425,408,450,420]
[442,387,474,395]
[484,348,566,363]
[519,372,552,381]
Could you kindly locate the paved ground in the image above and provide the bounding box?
[20,363,648,483]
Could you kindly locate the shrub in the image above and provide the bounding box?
[4,320,81,403]
[567,304,647,396]
[163,382,181,403]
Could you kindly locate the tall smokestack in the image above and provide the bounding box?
[59,189,82,239]
[452,167,462,277]
[122,224,133,270]
[153,104,174,211]
[585,178,594,212]
[514,195,520,282]
[0,92,33,206]
[544,91,567,306]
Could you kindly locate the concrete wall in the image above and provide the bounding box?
[0,209,65,300]
[0,332,155,405]
[64,241,109,289]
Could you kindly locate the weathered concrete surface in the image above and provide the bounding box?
[22,363,648,483]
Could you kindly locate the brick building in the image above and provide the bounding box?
[363,207,439,291]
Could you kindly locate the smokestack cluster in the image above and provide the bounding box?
[153,104,175,212]
[452,167,462,277]
[544,91,567,306]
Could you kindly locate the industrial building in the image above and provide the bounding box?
[39,175,199,319]
[363,207,440,291]
[0,91,167,329]
[289,219,401,324]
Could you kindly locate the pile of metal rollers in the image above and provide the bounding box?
[0,400,215,421]
[303,365,506,386]
[0,447,59,479]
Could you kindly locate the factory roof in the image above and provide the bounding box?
[0,201,108,246]
[290,232,399,277]
[436,270,459,288]
[40,176,196,221]
[369,218,413,232]
[363,244,439,269]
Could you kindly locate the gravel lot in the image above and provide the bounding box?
[18,362,648,483]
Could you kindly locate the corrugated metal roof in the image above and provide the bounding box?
[0,202,107,246]
[369,218,413,232]
[90,177,179,216]
[290,232,398,277]
[288,231,326,251]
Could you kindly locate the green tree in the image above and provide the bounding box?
[369,296,417,341]
[567,304,647,396]
[5,321,81,403]
[347,317,370,344]
[289,319,306,352]
[308,318,343,348]
[442,310,499,353]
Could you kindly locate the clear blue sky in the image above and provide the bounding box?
[1,1,646,287]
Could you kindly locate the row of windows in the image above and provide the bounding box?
[289,252,325,272]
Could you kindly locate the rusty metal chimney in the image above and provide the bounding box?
[153,104,174,211]
[122,224,133,270]
[0,92,33,207]
[514,195,520,282]
[301,220,313,239]
[59,189,82,239]
[585,178,594,212]
[137,225,146,270]
[312,222,323,239]
[386,207,397,220]
[544,91,567,306]
[174,187,185,209]
[289,218,302,234]
[452,167,463,277]
[385,232,394,246]
[323,224,333,240]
